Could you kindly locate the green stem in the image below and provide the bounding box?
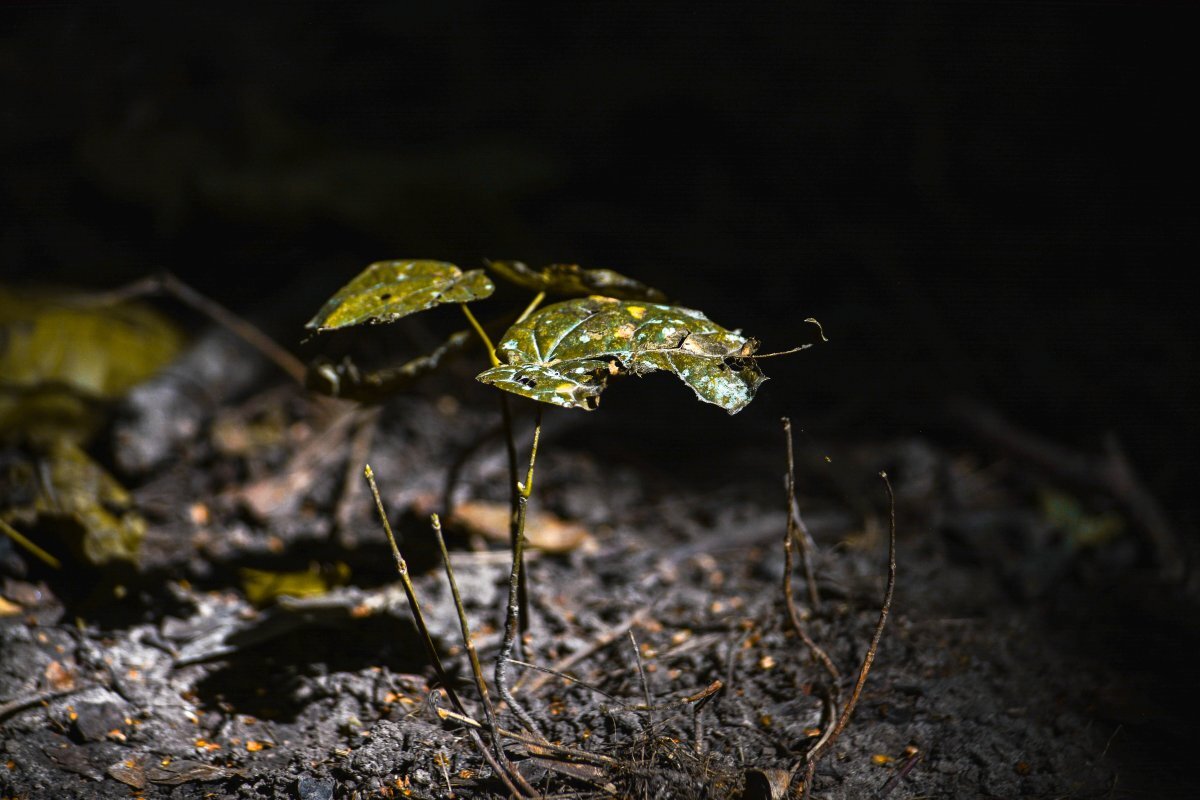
[0,518,60,569]
[459,303,499,367]
[363,466,463,716]
[516,290,546,324]
[520,407,543,498]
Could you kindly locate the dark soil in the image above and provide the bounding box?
[3,337,1194,799]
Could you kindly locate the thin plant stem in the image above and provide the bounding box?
[465,296,535,644]
[629,630,656,733]
[363,465,463,715]
[0,518,60,569]
[430,513,535,798]
[498,393,528,636]
[430,511,496,715]
[366,466,531,798]
[515,607,648,696]
[463,294,527,632]
[495,406,544,736]
[516,290,546,323]
[459,303,499,367]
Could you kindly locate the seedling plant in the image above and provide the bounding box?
[305,259,886,798]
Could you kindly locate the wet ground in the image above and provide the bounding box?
[1,340,1195,799]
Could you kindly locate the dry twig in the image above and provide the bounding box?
[781,418,840,686]
[799,471,898,799]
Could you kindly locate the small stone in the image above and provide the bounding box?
[296,774,335,800]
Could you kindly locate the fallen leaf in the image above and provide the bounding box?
[107,758,147,790]
[450,500,594,554]
[44,659,77,692]
[145,759,246,785]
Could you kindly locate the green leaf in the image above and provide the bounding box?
[16,439,145,565]
[486,260,667,302]
[241,562,351,606]
[0,285,185,443]
[477,297,766,414]
[306,260,494,331]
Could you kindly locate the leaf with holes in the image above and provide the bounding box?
[306,260,494,332]
[486,260,667,302]
[476,297,766,414]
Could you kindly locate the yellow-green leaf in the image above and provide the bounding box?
[306,260,494,332]
[0,285,184,443]
[240,562,351,606]
[477,297,766,414]
[12,439,146,565]
[486,260,667,301]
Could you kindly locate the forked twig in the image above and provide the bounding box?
[365,465,460,708]
[799,471,898,799]
[781,418,839,684]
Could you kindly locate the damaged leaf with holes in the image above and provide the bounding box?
[477,296,766,414]
[486,260,667,302]
[306,260,495,332]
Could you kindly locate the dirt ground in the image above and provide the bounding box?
[2,337,1195,800]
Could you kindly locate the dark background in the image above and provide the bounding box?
[2,3,1194,522]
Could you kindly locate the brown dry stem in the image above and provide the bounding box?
[781,418,839,686]
[798,471,898,799]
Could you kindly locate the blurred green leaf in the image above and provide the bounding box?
[306,260,494,332]
[1039,489,1124,549]
[0,285,186,567]
[0,286,184,443]
[9,439,145,565]
[487,260,667,302]
[477,297,765,413]
[240,562,351,606]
